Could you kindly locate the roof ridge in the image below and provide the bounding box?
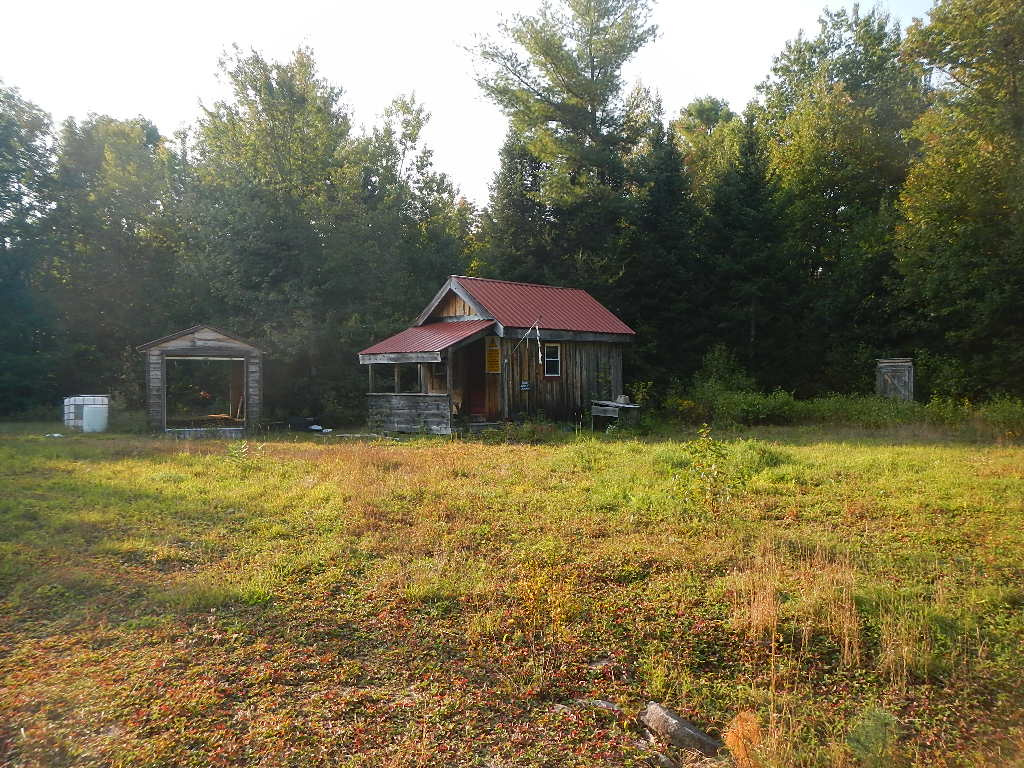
[453,275,584,291]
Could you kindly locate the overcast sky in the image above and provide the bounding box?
[3,0,934,206]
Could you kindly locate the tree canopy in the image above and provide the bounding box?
[0,0,1021,418]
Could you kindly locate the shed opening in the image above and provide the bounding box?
[165,357,247,428]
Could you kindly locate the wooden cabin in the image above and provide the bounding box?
[358,276,635,433]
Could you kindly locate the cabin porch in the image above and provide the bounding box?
[362,335,503,434]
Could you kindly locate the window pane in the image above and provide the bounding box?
[544,345,559,376]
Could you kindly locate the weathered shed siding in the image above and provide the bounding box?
[146,350,165,429]
[245,355,262,424]
[430,292,476,320]
[367,394,452,434]
[501,339,622,419]
[146,327,253,355]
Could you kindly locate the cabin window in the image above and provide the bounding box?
[544,343,561,377]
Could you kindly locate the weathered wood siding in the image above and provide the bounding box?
[876,358,914,401]
[501,340,622,419]
[245,355,262,424]
[429,292,476,320]
[367,394,452,434]
[146,350,165,429]
[146,327,260,355]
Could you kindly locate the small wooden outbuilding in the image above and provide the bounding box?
[358,276,635,433]
[876,358,914,401]
[138,325,263,432]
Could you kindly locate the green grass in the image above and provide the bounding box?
[0,424,1022,766]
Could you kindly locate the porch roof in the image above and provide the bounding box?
[358,319,495,362]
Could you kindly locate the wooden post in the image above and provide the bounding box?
[501,355,508,420]
[244,354,262,426]
[394,365,400,394]
[445,354,453,419]
[368,363,374,393]
[419,363,427,393]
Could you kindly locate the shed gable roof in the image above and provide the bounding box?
[137,325,263,353]
[416,276,634,335]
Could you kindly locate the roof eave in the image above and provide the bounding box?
[498,328,634,342]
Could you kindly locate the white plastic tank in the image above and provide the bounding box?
[82,405,108,433]
[64,395,109,431]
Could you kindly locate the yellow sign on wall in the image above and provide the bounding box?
[485,336,501,374]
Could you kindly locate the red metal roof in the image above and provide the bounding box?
[359,320,495,355]
[454,276,634,335]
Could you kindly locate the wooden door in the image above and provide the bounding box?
[465,341,486,416]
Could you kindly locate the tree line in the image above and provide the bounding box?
[1,0,1021,422]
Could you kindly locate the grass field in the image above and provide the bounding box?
[1,423,1022,767]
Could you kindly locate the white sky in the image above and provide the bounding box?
[3,0,933,206]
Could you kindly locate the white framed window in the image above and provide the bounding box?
[543,343,561,377]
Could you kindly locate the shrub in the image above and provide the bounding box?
[627,380,655,406]
[711,389,797,426]
[687,424,732,514]
[792,394,922,428]
[977,395,1024,441]
[693,344,757,394]
[663,393,705,424]
[923,396,969,427]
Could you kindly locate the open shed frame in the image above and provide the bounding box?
[138,325,263,435]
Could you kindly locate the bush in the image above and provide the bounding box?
[663,393,706,424]
[692,344,757,394]
[923,396,969,427]
[711,389,797,426]
[977,396,1024,441]
[792,394,922,428]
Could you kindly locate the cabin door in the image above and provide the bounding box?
[464,340,487,417]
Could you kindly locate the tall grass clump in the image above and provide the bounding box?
[726,541,862,667]
[726,542,783,641]
[856,583,976,689]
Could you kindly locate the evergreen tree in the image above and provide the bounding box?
[614,113,700,383]
[699,111,794,388]
[475,130,552,283]
[474,0,657,289]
